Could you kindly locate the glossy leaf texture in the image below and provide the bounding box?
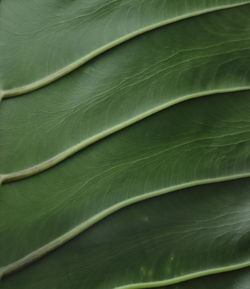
[1,1,250,289]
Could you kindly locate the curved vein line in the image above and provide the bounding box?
[115,261,250,289]
[1,86,250,184]
[1,1,249,99]
[1,172,250,279]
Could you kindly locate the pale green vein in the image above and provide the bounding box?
[1,1,249,99]
[1,86,250,184]
[1,172,250,280]
[116,261,250,289]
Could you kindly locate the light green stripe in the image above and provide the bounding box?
[1,86,250,184]
[1,1,249,99]
[1,172,250,280]
[116,261,250,289]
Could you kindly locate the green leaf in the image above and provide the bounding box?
[1,179,250,288]
[159,267,250,289]
[1,1,250,288]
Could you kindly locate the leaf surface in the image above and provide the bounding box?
[1,2,250,176]
[1,1,250,288]
[1,0,249,94]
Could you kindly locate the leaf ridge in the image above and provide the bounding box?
[1,172,250,280]
[2,86,250,183]
[115,261,250,289]
[1,1,249,99]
